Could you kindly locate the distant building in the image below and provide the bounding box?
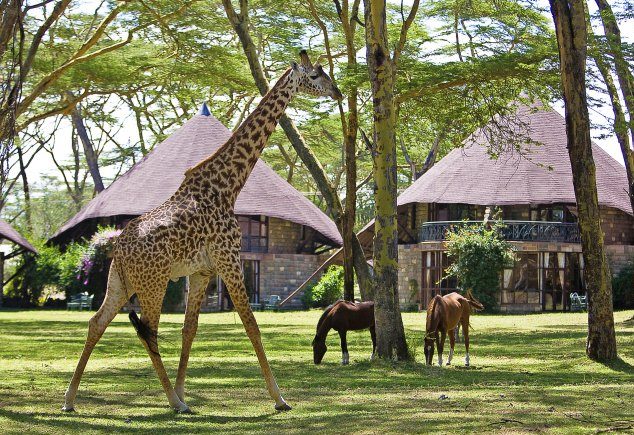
[333,104,633,312]
[51,105,342,310]
[0,219,37,307]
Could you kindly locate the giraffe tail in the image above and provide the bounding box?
[129,310,160,356]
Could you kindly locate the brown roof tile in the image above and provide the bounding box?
[0,219,37,253]
[52,111,342,245]
[398,105,633,216]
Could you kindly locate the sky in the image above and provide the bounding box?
[19,0,632,189]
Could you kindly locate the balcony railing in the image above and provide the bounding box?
[241,235,268,253]
[419,220,581,243]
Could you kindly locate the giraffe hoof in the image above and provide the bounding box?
[61,405,75,412]
[174,402,192,414]
[275,402,292,412]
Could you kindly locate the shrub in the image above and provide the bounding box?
[445,221,515,312]
[164,277,185,311]
[301,266,344,308]
[612,260,634,309]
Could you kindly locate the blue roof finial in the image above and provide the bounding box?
[199,102,210,116]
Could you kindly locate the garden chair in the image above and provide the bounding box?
[569,292,587,312]
[264,295,282,311]
[67,292,94,311]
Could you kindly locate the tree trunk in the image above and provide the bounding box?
[16,145,32,233]
[550,0,616,361]
[222,0,373,300]
[587,20,634,214]
[364,0,410,361]
[0,253,4,308]
[595,0,634,141]
[592,0,634,210]
[71,103,104,193]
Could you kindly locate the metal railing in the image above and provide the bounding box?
[419,220,581,243]
[241,235,268,253]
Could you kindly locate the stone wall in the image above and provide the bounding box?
[606,244,634,275]
[602,207,634,245]
[259,252,329,308]
[268,217,302,254]
[397,244,423,309]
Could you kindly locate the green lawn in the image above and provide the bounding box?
[0,309,633,434]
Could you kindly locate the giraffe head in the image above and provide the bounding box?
[290,50,343,101]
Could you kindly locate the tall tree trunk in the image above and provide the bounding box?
[364,0,410,361]
[550,0,616,361]
[0,253,4,308]
[595,0,634,141]
[222,0,372,300]
[70,103,104,193]
[592,0,634,210]
[16,145,32,233]
[587,11,634,214]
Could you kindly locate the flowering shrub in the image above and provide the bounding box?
[445,220,515,311]
[77,226,121,285]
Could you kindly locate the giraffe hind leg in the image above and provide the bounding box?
[135,292,191,413]
[63,262,128,411]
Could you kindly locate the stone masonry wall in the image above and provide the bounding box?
[606,244,634,275]
[602,207,634,245]
[260,252,330,308]
[267,217,302,254]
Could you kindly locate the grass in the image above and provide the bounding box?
[0,309,633,434]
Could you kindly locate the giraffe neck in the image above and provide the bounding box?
[186,69,298,205]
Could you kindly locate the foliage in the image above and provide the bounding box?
[164,277,185,312]
[7,242,85,307]
[301,266,344,308]
[7,227,121,306]
[445,221,515,311]
[612,259,634,309]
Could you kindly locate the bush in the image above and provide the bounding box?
[164,277,185,311]
[612,260,634,309]
[301,266,344,308]
[445,221,515,312]
[8,227,120,307]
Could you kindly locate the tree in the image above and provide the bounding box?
[586,5,634,214]
[549,0,616,361]
[588,0,634,212]
[364,0,418,361]
[221,0,373,300]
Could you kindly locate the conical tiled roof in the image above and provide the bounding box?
[398,105,633,216]
[0,219,37,253]
[52,110,342,245]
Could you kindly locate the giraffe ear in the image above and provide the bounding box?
[291,61,299,71]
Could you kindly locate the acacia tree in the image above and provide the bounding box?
[364,0,419,361]
[549,0,616,361]
[588,0,634,211]
[221,0,373,300]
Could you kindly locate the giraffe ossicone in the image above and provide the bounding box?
[62,50,342,413]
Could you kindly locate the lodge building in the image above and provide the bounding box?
[349,104,633,312]
[51,104,342,310]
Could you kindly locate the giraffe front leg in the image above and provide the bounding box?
[175,272,211,402]
[213,245,290,411]
[64,263,128,412]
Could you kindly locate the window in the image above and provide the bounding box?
[431,203,483,221]
[420,251,459,308]
[211,259,261,309]
[238,215,268,252]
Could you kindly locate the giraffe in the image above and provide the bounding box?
[62,51,342,414]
